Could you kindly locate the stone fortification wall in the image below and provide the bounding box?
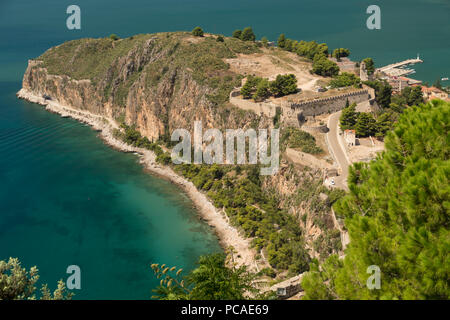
[290,89,369,117]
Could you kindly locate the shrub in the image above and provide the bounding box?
[232,30,242,39]
[109,34,119,41]
[192,27,204,37]
[240,27,256,42]
[329,72,361,88]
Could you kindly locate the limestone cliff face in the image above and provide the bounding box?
[262,161,342,259]
[22,33,268,141]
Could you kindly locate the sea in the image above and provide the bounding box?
[0,0,448,299]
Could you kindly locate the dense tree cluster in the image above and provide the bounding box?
[364,80,392,109]
[360,81,424,138]
[339,102,393,138]
[303,100,450,299]
[175,164,311,273]
[332,48,351,60]
[391,86,424,108]
[276,34,339,77]
[232,27,256,42]
[240,74,298,101]
[329,72,361,88]
[312,54,339,77]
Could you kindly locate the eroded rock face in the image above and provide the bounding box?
[22,35,269,142]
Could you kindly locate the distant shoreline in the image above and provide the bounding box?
[16,88,258,271]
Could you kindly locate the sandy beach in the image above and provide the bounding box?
[16,88,258,271]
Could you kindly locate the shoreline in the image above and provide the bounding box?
[16,88,258,271]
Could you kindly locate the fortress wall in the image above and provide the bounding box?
[291,90,369,117]
[229,89,370,128]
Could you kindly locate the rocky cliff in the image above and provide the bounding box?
[22,32,269,141]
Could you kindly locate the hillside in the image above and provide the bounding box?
[19,32,344,282]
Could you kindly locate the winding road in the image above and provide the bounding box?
[326,110,350,190]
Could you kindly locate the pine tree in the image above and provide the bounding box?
[277,34,286,48]
[232,30,242,39]
[355,112,376,137]
[339,103,358,130]
[303,100,450,300]
[240,27,256,41]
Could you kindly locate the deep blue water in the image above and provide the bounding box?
[0,0,448,299]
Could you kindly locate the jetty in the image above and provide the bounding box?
[377,56,423,77]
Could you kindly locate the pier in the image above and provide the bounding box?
[377,56,423,77]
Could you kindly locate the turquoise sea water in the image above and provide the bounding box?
[0,0,448,299]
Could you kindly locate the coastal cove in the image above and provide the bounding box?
[0,83,223,299]
[16,88,257,271]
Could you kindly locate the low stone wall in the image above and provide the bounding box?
[229,90,277,117]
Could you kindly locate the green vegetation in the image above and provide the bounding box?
[354,112,376,137]
[281,127,323,154]
[191,27,204,37]
[0,258,73,300]
[294,40,328,59]
[112,124,312,274]
[232,30,242,39]
[261,36,269,47]
[240,27,256,42]
[175,164,311,273]
[275,34,338,77]
[253,78,271,101]
[332,48,350,60]
[112,123,171,164]
[109,34,119,41]
[151,253,274,300]
[231,27,256,42]
[240,74,298,101]
[362,81,424,139]
[216,35,224,42]
[277,34,286,48]
[391,86,424,107]
[329,72,361,88]
[39,32,260,108]
[312,54,339,77]
[303,100,450,299]
[269,74,298,97]
[339,102,358,130]
[340,102,389,138]
[362,57,375,75]
[364,80,392,109]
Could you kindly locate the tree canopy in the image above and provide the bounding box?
[240,74,298,101]
[240,27,256,41]
[362,58,375,75]
[0,258,73,300]
[151,253,274,300]
[303,100,450,299]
